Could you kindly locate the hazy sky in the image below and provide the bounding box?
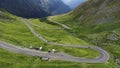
[62,0,84,5]
[62,0,72,4]
[62,0,85,9]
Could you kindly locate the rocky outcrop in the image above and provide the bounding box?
[49,0,71,15]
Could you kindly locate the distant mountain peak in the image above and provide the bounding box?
[0,0,71,18]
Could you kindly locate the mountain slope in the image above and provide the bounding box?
[44,0,71,15]
[0,0,50,18]
[0,3,119,67]
[0,0,120,67]
[52,0,120,35]
[50,0,120,67]
[0,9,112,68]
[52,0,120,46]
[69,0,120,24]
[0,0,71,18]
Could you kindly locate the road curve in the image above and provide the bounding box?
[48,16,70,30]
[0,41,109,63]
[0,18,110,63]
[29,21,64,30]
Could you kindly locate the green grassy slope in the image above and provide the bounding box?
[0,9,110,68]
[51,0,120,48]
[51,0,120,46]
[52,0,120,34]
[29,19,88,45]
[0,8,100,58]
[48,0,120,67]
[53,0,120,24]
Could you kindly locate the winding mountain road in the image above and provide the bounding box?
[29,21,64,30]
[0,17,110,63]
[48,16,70,30]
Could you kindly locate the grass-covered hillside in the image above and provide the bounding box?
[51,0,120,48]
[53,0,120,24]
[52,0,120,35]
[50,0,120,67]
[0,9,115,68]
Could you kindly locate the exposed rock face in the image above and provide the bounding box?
[45,0,71,15]
[106,32,120,41]
[0,0,71,18]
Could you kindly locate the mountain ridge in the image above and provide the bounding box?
[0,0,71,18]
